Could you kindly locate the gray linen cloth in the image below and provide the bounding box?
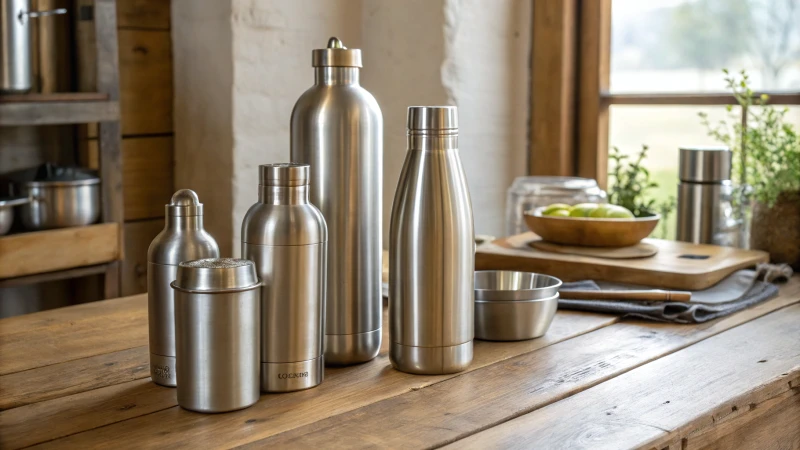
[559,269,781,324]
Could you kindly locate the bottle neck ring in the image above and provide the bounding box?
[259,185,309,205]
[315,67,360,85]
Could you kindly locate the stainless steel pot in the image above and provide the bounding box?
[8,166,100,230]
[1,0,67,93]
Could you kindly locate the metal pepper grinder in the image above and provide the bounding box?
[147,189,219,387]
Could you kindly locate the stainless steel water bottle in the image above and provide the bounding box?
[172,258,261,413]
[242,164,328,392]
[389,106,475,375]
[147,189,219,387]
[291,37,383,365]
[676,146,739,246]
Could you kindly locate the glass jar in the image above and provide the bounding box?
[505,177,607,236]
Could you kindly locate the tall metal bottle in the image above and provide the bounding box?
[147,189,220,387]
[389,106,475,375]
[291,37,383,365]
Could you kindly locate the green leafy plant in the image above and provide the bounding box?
[608,145,676,238]
[699,69,800,206]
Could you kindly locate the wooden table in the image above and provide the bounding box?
[2,279,799,449]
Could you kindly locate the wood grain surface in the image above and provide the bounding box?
[0,223,120,279]
[478,232,770,290]
[450,304,800,449]
[0,280,797,449]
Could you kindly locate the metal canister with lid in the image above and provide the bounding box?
[147,190,219,387]
[171,258,261,413]
[291,37,383,366]
[242,163,327,392]
[676,146,740,246]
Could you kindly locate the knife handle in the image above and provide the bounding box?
[559,289,692,302]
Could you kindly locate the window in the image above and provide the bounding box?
[529,0,800,224]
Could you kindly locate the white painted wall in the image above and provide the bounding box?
[172,0,530,253]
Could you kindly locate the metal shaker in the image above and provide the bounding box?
[676,147,740,246]
[389,106,475,375]
[1,0,67,93]
[290,37,383,366]
[171,258,261,413]
[242,164,328,392]
[147,190,219,387]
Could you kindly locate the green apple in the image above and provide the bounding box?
[546,209,570,217]
[568,203,598,217]
[589,204,634,219]
[542,203,573,215]
[605,205,635,219]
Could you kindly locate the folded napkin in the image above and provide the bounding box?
[558,266,790,324]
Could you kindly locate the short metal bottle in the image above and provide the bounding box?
[389,106,475,375]
[147,189,219,387]
[242,164,328,392]
[171,258,261,413]
[291,37,383,365]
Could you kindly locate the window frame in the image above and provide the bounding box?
[529,0,800,189]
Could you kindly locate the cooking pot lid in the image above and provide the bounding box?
[6,164,100,187]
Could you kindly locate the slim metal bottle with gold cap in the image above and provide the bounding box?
[291,37,383,365]
[389,106,475,375]
[147,190,219,387]
[242,163,328,392]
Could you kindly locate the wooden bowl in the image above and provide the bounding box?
[524,207,660,247]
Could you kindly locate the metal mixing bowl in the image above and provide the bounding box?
[474,271,561,341]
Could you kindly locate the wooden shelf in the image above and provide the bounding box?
[0,93,120,126]
[0,223,120,279]
[0,264,108,288]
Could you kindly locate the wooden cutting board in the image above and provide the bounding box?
[476,232,770,290]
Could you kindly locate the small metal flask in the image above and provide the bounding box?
[676,147,739,246]
[171,258,261,413]
[242,164,328,392]
[291,37,383,365]
[389,106,475,375]
[147,190,219,387]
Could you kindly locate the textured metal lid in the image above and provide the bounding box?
[171,258,260,293]
[407,106,458,134]
[259,163,309,187]
[312,37,362,68]
[678,147,732,183]
[167,189,203,217]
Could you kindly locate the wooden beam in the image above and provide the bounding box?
[576,0,611,188]
[529,0,578,176]
[0,100,119,126]
[95,0,124,299]
[603,92,800,106]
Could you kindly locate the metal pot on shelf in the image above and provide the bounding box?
[5,164,101,231]
[1,0,67,93]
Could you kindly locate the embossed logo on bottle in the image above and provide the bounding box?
[278,371,308,379]
[153,364,171,380]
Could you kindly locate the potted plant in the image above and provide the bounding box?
[608,144,676,239]
[700,70,800,268]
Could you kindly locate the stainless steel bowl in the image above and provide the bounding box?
[475,271,561,301]
[8,166,101,230]
[474,271,561,341]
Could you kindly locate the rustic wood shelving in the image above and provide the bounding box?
[0,0,123,298]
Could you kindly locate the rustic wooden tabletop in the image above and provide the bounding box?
[1,278,799,449]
